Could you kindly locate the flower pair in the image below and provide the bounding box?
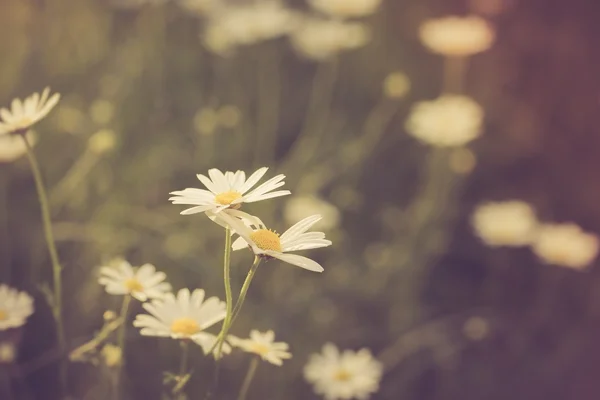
[169,167,332,272]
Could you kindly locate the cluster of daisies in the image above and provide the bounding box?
[92,166,383,399]
[472,200,599,270]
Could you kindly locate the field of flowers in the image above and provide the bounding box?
[1,0,600,399]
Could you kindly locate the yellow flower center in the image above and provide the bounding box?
[250,229,282,252]
[333,369,352,382]
[124,278,144,293]
[215,191,242,205]
[170,318,201,336]
[0,310,7,321]
[250,343,271,356]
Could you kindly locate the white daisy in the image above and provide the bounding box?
[228,330,292,366]
[169,167,291,216]
[471,200,539,247]
[0,284,34,330]
[308,0,382,18]
[219,211,331,272]
[304,343,383,400]
[531,223,599,270]
[133,288,231,357]
[405,94,484,147]
[0,88,61,135]
[98,259,171,301]
[419,15,495,57]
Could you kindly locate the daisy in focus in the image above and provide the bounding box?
[169,167,290,216]
[0,88,61,135]
[419,15,495,57]
[0,284,34,330]
[133,288,231,357]
[290,18,370,60]
[98,259,171,301]
[304,343,383,400]
[229,329,292,366]
[220,212,332,272]
[405,94,484,147]
[471,200,539,247]
[531,223,599,270]
[308,0,382,18]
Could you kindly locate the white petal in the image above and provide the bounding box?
[280,215,323,242]
[196,173,220,194]
[232,236,249,251]
[243,190,291,203]
[238,167,268,194]
[181,205,215,215]
[208,169,229,193]
[269,252,324,272]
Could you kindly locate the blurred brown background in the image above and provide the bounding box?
[2,0,600,399]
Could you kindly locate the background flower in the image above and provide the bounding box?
[419,15,495,56]
[471,200,538,246]
[229,329,292,366]
[98,259,171,301]
[531,223,599,269]
[0,285,34,330]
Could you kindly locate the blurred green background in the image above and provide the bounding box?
[2,0,600,399]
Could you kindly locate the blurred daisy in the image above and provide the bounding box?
[169,167,290,215]
[419,15,495,57]
[133,288,231,356]
[229,330,292,366]
[405,94,483,147]
[0,132,35,163]
[0,284,34,330]
[220,212,331,272]
[304,343,383,400]
[471,201,538,246]
[531,223,599,270]
[203,1,299,55]
[0,88,60,135]
[284,195,340,231]
[308,0,382,18]
[98,259,171,301]
[290,18,369,60]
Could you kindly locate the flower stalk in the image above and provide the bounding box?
[237,356,259,400]
[21,133,66,385]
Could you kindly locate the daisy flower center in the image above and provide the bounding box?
[250,229,282,252]
[215,191,242,205]
[333,368,352,382]
[250,343,271,356]
[124,278,144,293]
[170,317,201,336]
[0,310,7,321]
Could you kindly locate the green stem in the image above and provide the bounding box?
[231,257,261,324]
[216,227,233,359]
[208,256,262,355]
[237,357,259,400]
[114,295,131,399]
[179,340,190,376]
[443,56,468,94]
[21,133,66,388]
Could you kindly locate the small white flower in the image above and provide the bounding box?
[0,132,36,163]
[405,94,484,147]
[471,201,538,247]
[304,343,383,400]
[284,195,340,231]
[169,167,291,216]
[203,1,299,55]
[219,211,331,272]
[98,259,171,301]
[290,18,369,60]
[308,0,382,18]
[531,223,599,270]
[0,88,60,135]
[419,15,495,57]
[228,330,292,366]
[133,288,231,357]
[0,284,34,330]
